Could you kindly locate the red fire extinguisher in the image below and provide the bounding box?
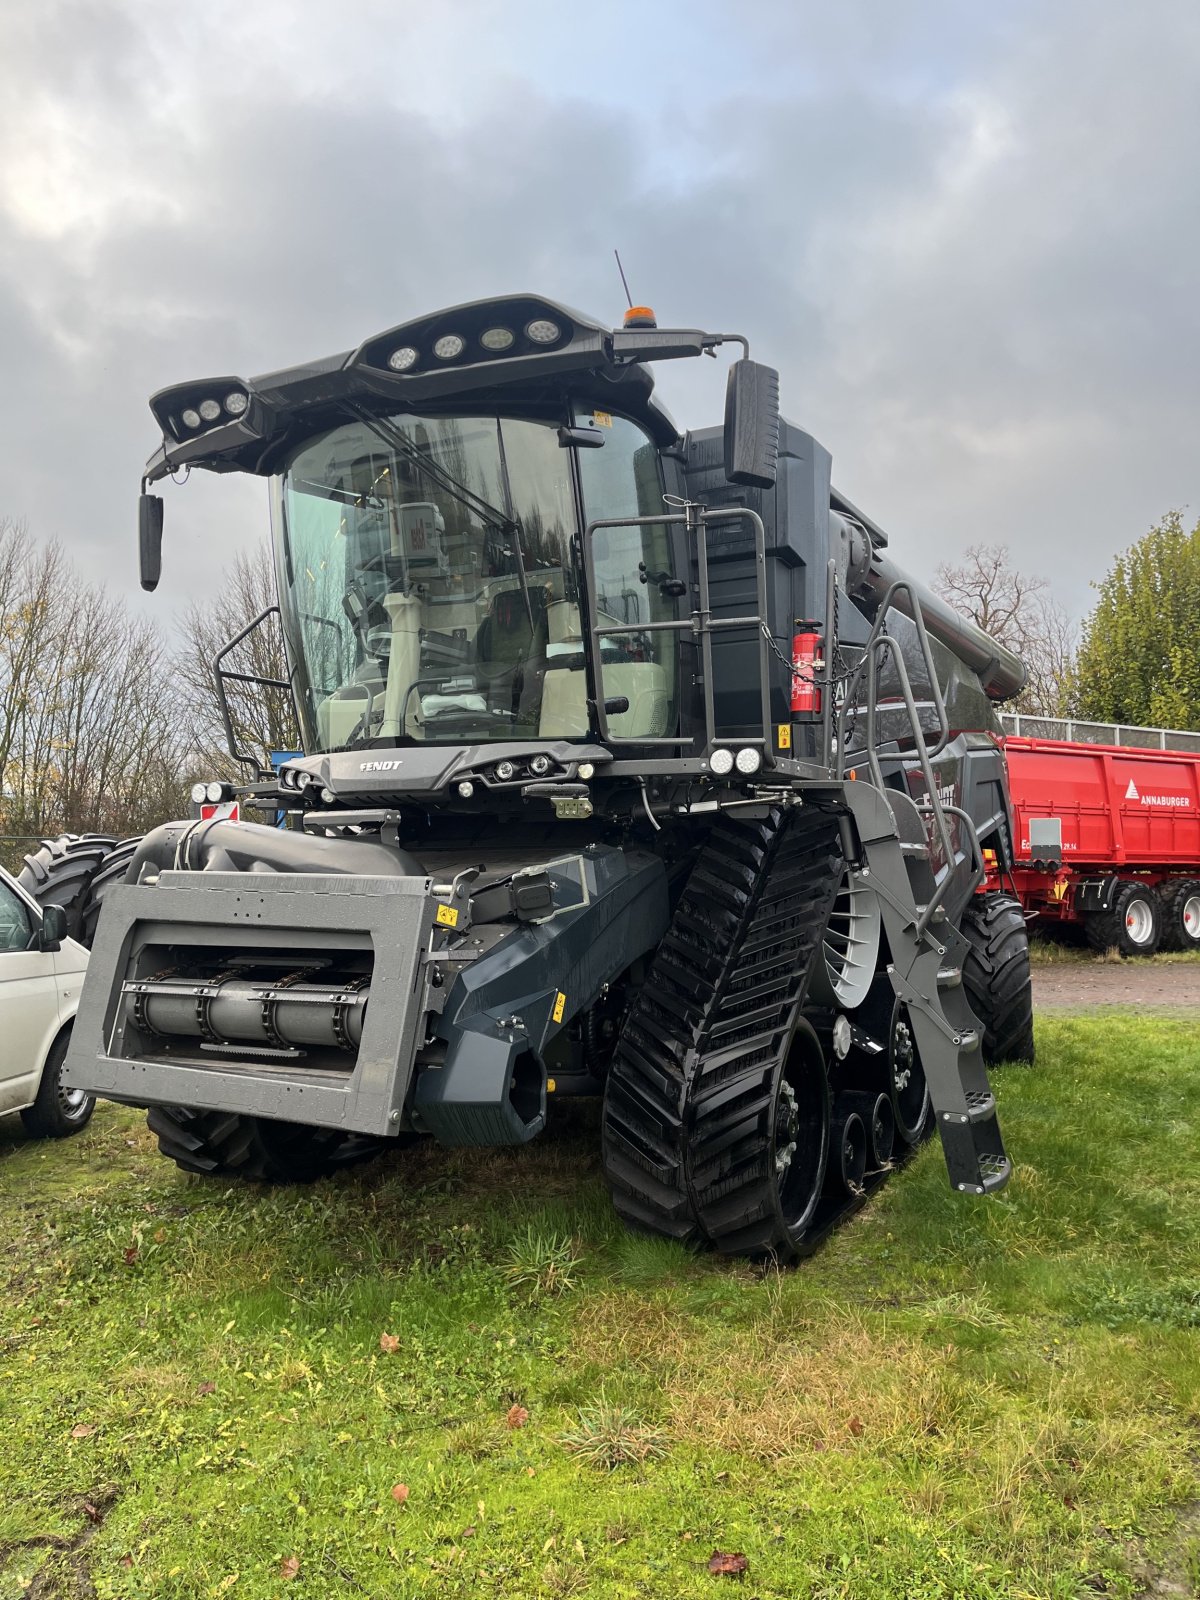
[791,624,823,715]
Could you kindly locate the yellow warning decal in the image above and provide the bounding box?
[592,409,612,427]
[435,903,459,928]
[777,723,792,750]
[552,991,567,1024]
[547,1078,557,1093]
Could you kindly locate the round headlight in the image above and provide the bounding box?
[224,390,248,416]
[735,747,762,775]
[480,326,514,351]
[456,779,475,799]
[387,345,418,372]
[181,407,201,430]
[709,748,734,776]
[295,770,314,790]
[190,781,207,804]
[495,759,516,782]
[320,787,336,806]
[198,398,221,423]
[433,334,465,360]
[577,761,595,781]
[525,318,561,344]
[204,781,224,803]
[529,754,551,777]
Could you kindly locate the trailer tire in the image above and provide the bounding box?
[17,833,118,943]
[1160,878,1200,952]
[146,1106,383,1183]
[1083,880,1162,958]
[959,893,1035,1065]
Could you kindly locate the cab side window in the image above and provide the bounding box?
[0,882,32,954]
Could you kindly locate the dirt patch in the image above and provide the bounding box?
[1034,962,1200,1010]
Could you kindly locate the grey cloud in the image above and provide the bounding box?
[0,0,1197,621]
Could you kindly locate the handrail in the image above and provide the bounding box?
[581,502,774,756]
[213,605,292,776]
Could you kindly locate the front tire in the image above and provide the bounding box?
[21,1031,95,1139]
[146,1105,382,1182]
[17,834,117,943]
[1083,880,1162,959]
[960,892,1035,1064]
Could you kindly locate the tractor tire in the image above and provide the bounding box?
[960,892,1035,1065]
[1160,878,1200,953]
[602,806,843,1261]
[79,836,142,947]
[20,1029,95,1139]
[146,1105,383,1183]
[1083,880,1162,958]
[17,833,118,943]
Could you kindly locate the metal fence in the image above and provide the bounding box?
[998,713,1200,755]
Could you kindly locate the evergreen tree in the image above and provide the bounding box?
[1073,511,1200,729]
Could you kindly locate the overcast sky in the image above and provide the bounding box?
[1,0,1197,624]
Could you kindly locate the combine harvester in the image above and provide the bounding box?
[992,725,1200,957]
[23,295,1033,1258]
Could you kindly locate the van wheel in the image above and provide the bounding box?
[1083,881,1161,957]
[21,1032,95,1139]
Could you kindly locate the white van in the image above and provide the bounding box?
[0,864,93,1137]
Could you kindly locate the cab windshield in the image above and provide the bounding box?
[276,411,673,749]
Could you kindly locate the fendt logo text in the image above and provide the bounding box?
[359,759,404,772]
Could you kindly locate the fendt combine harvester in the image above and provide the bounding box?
[26,296,1034,1259]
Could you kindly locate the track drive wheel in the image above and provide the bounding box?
[889,999,931,1145]
[1160,878,1200,952]
[17,833,117,943]
[146,1106,383,1182]
[960,891,1036,1064]
[1083,880,1162,959]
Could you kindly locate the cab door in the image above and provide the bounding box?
[0,875,58,1117]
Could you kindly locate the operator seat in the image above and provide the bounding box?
[475,587,548,718]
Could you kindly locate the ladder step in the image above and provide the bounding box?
[915,903,948,924]
[955,1153,1011,1195]
[941,1089,996,1125]
[953,1028,980,1054]
[937,965,962,988]
[898,842,928,856]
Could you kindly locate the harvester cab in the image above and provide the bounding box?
[47,294,1034,1259]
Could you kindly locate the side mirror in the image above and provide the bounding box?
[39,904,67,951]
[139,493,164,592]
[557,425,606,450]
[724,358,781,489]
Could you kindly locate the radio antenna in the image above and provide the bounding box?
[613,249,634,309]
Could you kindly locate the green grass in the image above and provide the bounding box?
[1030,936,1200,965]
[2,1017,1199,1598]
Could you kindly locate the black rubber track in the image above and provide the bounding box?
[147,1105,384,1182]
[17,833,118,943]
[79,836,142,948]
[1083,879,1162,958]
[960,892,1035,1065]
[602,806,842,1256]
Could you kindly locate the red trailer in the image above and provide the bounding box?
[994,735,1200,956]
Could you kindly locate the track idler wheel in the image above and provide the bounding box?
[839,1089,896,1170]
[824,1106,868,1196]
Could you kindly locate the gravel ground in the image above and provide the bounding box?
[1033,961,1200,1010]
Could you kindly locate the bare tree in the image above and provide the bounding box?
[1,516,189,853]
[175,543,299,779]
[933,543,1076,717]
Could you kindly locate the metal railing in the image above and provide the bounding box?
[999,712,1200,754]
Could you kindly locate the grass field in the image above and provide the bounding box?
[2,1015,1199,1599]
